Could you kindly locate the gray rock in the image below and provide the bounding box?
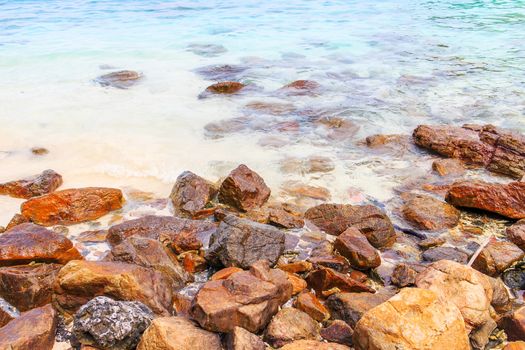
[72,296,154,350]
[422,246,469,264]
[205,214,285,268]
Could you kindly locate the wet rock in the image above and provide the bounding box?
[21,187,123,226]
[353,288,469,350]
[106,236,191,289]
[0,304,57,350]
[320,320,353,347]
[472,240,524,277]
[280,340,351,350]
[334,227,380,270]
[77,230,108,243]
[170,171,218,218]
[308,255,349,273]
[306,267,374,296]
[0,223,82,266]
[190,260,292,333]
[305,203,396,248]
[391,263,417,287]
[137,316,222,350]
[280,80,320,95]
[315,116,360,140]
[0,170,62,199]
[107,215,216,246]
[432,158,466,176]
[204,81,245,96]
[187,43,227,57]
[95,70,142,89]
[195,64,248,81]
[5,214,29,231]
[507,220,525,250]
[446,181,525,219]
[72,296,153,350]
[244,101,296,115]
[488,276,512,314]
[206,214,285,269]
[264,308,320,347]
[294,291,330,322]
[310,240,335,258]
[401,194,460,230]
[499,306,525,341]
[422,246,468,264]
[283,182,331,201]
[0,298,17,328]
[53,260,173,317]
[327,289,396,328]
[365,134,414,155]
[225,326,265,350]
[218,164,271,211]
[182,252,207,273]
[267,205,304,229]
[0,263,61,311]
[280,156,335,174]
[31,147,49,155]
[418,236,445,249]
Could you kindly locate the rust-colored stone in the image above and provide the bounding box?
[170,171,217,218]
[295,291,330,322]
[402,194,460,230]
[320,320,354,347]
[334,227,381,270]
[0,170,62,199]
[472,241,524,277]
[205,81,245,94]
[306,267,374,295]
[210,266,243,281]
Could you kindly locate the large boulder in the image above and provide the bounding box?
[353,288,469,350]
[218,164,271,211]
[0,170,62,199]
[206,215,285,269]
[190,260,292,333]
[137,317,222,350]
[72,296,153,350]
[446,181,525,219]
[472,240,524,276]
[0,304,57,350]
[21,187,123,226]
[334,227,380,270]
[401,194,460,230]
[0,263,61,311]
[264,308,321,347]
[0,223,82,266]
[170,171,218,218]
[225,326,265,350]
[53,260,173,317]
[305,204,396,248]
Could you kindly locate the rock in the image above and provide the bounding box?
[21,187,123,226]
[507,220,525,250]
[308,255,349,273]
[499,306,525,341]
[0,170,62,199]
[315,116,360,141]
[505,342,525,350]
[205,81,245,94]
[488,276,512,314]
[305,204,396,248]
[0,304,57,350]
[211,267,243,281]
[280,80,320,95]
[0,298,17,328]
[107,215,216,246]
[0,223,82,266]
[137,316,222,350]
[182,252,207,273]
[418,236,445,249]
[306,267,374,296]
[170,171,218,218]
[503,268,525,290]
[0,263,61,311]
[446,181,525,219]
[170,230,203,253]
[267,205,304,229]
[187,43,227,57]
[190,260,292,333]
[327,289,396,328]
[320,320,353,347]
[334,227,380,270]
[401,194,460,230]
[432,158,466,176]
[366,134,411,149]
[5,214,29,231]
[294,291,330,322]
[353,288,469,350]
[283,182,332,201]
[472,240,524,277]
[218,164,271,211]
[280,156,335,174]
[390,263,417,287]
[31,147,49,155]
[106,236,191,289]
[53,260,173,317]
[72,296,153,350]
[278,260,313,274]
[225,326,265,350]
[196,64,248,81]
[205,214,285,269]
[95,70,142,89]
[244,101,296,115]
[422,246,468,264]
[264,308,320,348]
[287,273,307,295]
[280,340,351,350]
[77,230,108,243]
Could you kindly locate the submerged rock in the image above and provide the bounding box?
[187,43,227,57]
[170,171,217,218]
[218,164,271,211]
[72,296,153,350]
[201,81,245,97]
[0,169,62,199]
[264,308,321,347]
[279,80,320,95]
[432,158,466,177]
[95,70,142,89]
[401,194,460,230]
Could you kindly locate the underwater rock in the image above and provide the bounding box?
[95,70,142,89]
[432,158,466,177]
[187,43,227,57]
[0,169,62,199]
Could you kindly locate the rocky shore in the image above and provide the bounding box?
[0,76,525,350]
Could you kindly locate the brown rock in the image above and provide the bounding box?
[268,206,305,229]
[5,214,29,231]
[211,266,243,281]
[77,230,108,243]
[264,308,320,347]
[190,260,292,333]
[53,260,173,317]
[225,326,265,350]
[295,291,330,322]
[283,182,331,201]
[422,246,468,264]
[418,236,445,248]
[0,263,61,311]
[306,267,374,295]
[21,187,123,226]
[315,116,360,141]
[280,80,320,96]
[218,164,271,211]
[507,219,525,250]
[391,263,417,287]
[499,306,525,341]
[0,223,82,266]
[472,240,524,277]
[0,304,57,350]
[446,181,525,219]
[170,230,203,253]
[287,273,307,295]
[278,260,313,274]
[95,70,142,89]
[366,134,411,149]
[0,170,62,199]
[305,204,396,248]
[205,81,245,94]
[353,288,470,350]
[432,158,466,176]
[504,342,525,350]
[280,340,351,350]
[308,255,349,273]
[182,252,207,273]
[31,147,49,155]
[137,316,222,350]
[170,171,217,218]
[280,156,335,174]
[320,320,353,347]
[402,194,460,230]
[334,227,380,270]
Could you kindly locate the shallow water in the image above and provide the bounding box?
[1,0,525,227]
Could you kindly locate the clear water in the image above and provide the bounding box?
[1,0,525,226]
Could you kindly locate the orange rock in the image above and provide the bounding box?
[432,158,466,177]
[504,342,525,350]
[0,170,62,199]
[205,81,245,94]
[211,266,243,281]
[306,267,374,295]
[295,291,330,322]
[287,272,307,295]
[182,252,207,274]
[278,261,313,274]
[402,194,460,230]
